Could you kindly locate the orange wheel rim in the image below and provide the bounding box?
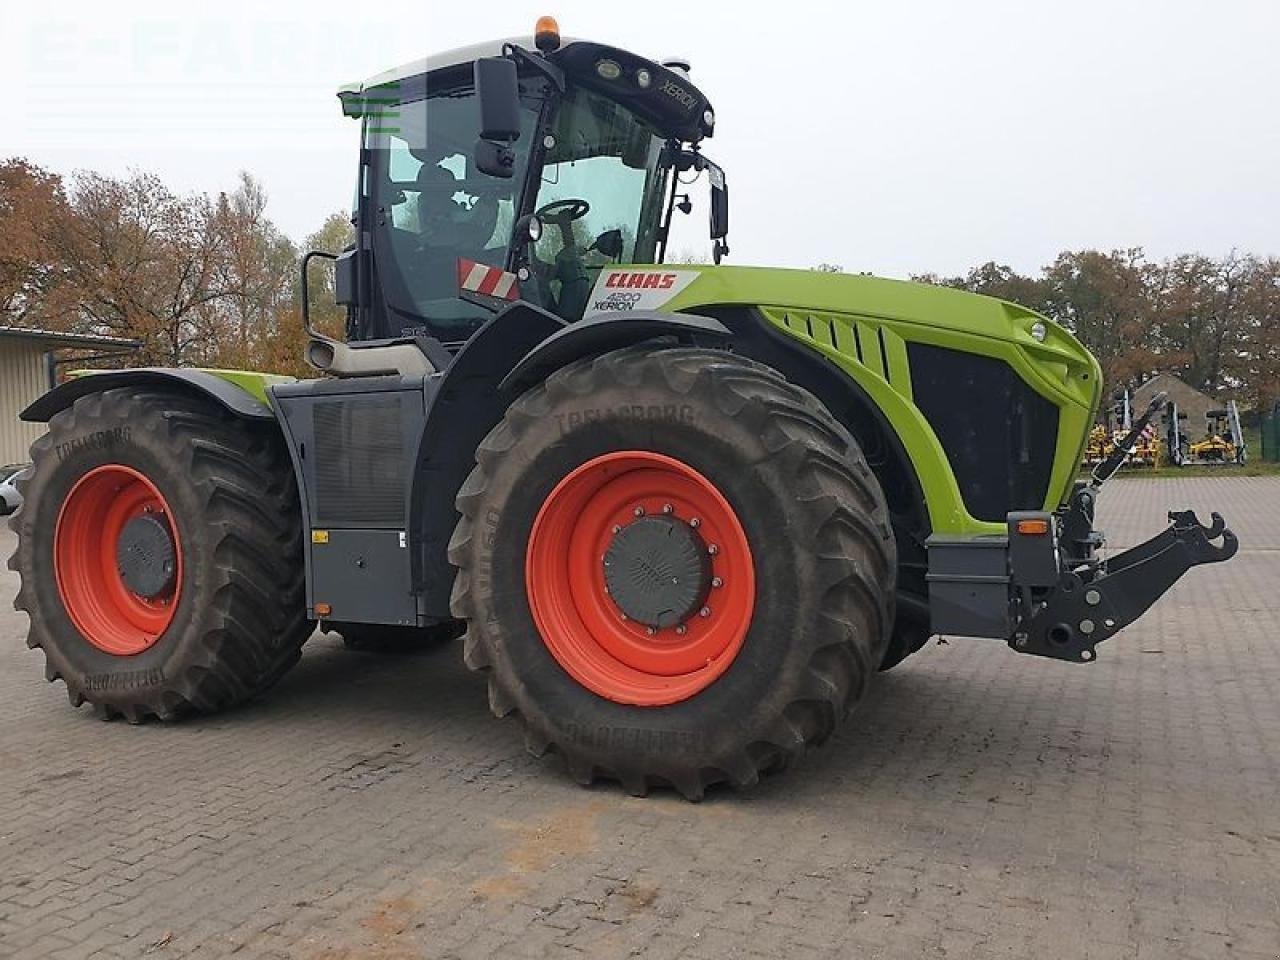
[525,451,755,706]
[53,464,182,656]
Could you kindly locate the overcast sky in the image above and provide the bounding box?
[2,0,1276,278]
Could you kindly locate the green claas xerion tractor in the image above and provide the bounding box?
[9,20,1238,798]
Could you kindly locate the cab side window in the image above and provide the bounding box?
[368,89,535,342]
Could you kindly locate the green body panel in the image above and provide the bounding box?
[69,367,295,405]
[657,265,1103,535]
[180,369,297,403]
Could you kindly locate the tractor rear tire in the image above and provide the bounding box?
[449,346,896,798]
[8,387,312,721]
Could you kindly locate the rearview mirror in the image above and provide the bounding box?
[475,57,521,141]
[474,57,522,179]
[707,162,729,240]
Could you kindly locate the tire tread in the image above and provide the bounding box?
[8,387,311,719]
[450,346,895,798]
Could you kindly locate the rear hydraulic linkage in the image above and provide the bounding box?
[1011,391,1240,662]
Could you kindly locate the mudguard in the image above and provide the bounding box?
[499,310,731,396]
[408,302,565,611]
[21,368,287,423]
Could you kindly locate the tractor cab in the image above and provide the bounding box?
[325,19,728,356]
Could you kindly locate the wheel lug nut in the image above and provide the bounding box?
[708,544,718,556]
[612,525,622,534]
[699,607,711,618]
[676,624,687,635]
[712,577,723,588]
[646,626,656,636]
[689,517,700,528]
[662,503,674,514]
[620,612,628,621]
[633,506,645,517]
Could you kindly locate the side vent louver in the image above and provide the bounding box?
[777,310,899,389]
[313,395,406,526]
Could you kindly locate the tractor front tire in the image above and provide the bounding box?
[8,387,312,721]
[450,346,896,798]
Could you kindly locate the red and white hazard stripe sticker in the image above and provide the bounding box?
[457,258,521,301]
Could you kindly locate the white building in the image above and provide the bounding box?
[0,327,140,465]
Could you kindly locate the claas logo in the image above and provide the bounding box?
[604,272,679,290]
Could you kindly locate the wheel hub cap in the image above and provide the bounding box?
[116,514,177,599]
[603,515,711,628]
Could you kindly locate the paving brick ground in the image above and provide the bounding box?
[2,476,1278,959]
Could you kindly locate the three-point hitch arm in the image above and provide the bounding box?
[1009,391,1239,662]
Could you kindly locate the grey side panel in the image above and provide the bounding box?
[925,535,1011,638]
[310,529,416,626]
[21,369,276,422]
[268,375,433,624]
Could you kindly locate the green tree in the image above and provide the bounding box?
[0,159,69,326]
[1039,249,1162,391]
[1148,252,1251,396]
[1235,257,1280,410]
[204,172,299,369]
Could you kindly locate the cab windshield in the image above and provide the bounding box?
[527,87,671,320]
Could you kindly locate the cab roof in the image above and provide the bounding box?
[339,36,583,96]
[339,37,714,143]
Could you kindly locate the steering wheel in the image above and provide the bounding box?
[536,198,591,247]
[537,198,590,225]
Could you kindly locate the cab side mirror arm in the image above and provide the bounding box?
[503,43,565,92]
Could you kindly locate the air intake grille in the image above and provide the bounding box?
[313,395,406,526]
[908,343,1059,523]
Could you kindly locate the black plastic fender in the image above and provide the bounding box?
[499,310,731,396]
[408,302,565,611]
[21,368,276,423]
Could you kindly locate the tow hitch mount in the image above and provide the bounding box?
[1012,509,1238,662]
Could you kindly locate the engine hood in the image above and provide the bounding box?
[667,265,1072,355]
[588,263,1102,414]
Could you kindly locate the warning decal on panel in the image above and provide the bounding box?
[583,269,701,319]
